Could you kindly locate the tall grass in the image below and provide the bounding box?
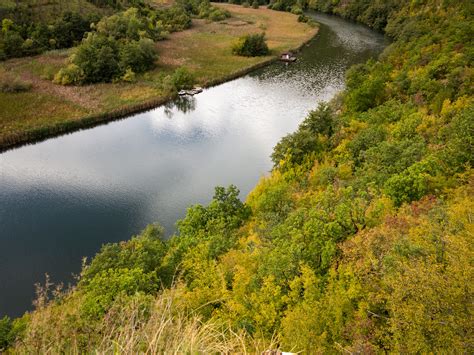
[13,284,279,354]
[0,76,32,93]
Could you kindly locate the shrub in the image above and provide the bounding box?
[0,315,27,351]
[170,67,195,90]
[208,8,231,21]
[119,38,156,73]
[53,64,85,85]
[2,31,24,57]
[0,317,12,351]
[121,67,136,82]
[81,267,158,319]
[384,161,431,206]
[196,2,230,21]
[232,33,269,57]
[290,5,303,14]
[96,7,145,41]
[252,0,259,9]
[71,33,120,83]
[157,5,192,32]
[271,129,322,167]
[0,76,32,93]
[54,8,160,84]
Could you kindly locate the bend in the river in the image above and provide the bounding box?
[0,13,387,317]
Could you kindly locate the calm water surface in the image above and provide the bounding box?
[0,14,386,317]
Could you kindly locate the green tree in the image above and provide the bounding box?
[232,33,269,57]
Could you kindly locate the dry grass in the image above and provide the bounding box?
[14,284,279,354]
[0,4,317,150]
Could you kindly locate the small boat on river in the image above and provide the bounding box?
[280,52,297,63]
[178,87,203,96]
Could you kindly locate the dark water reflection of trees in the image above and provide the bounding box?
[164,96,197,118]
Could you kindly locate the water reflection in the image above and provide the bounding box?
[164,95,197,118]
[0,13,387,317]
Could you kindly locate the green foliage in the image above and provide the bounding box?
[271,129,322,167]
[121,67,136,82]
[0,12,98,60]
[232,33,269,57]
[118,38,156,73]
[6,0,474,353]
[56,8,158,84]
[0,316,12,350]
[96,7,145,40]
[272,103,335,167]
[345,61,390,112]
[168,67,195,91]
[71,33,120,83]
[0,315,27,351]
[154,5,192,32]
[176,185,251,257]
[87,0,146,9]
[80,224,167,285]
[53,64,85,85]
[81,267,158,318]
[192,0,231,21]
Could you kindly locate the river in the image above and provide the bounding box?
[0,13,387,317]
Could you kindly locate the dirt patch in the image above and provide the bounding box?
[221,19,250,26]
[19,70,99,111]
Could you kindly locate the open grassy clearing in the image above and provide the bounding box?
[0,4,317,149]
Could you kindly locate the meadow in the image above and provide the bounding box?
[0,4,316,150]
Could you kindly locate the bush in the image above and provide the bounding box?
[196,2,230,21]
[232,33,269,57]
[71,33,120,83]
[0,76,32,93]
[271,129,322,167]
[0,13,98,61]
[157,5,192,32]
[0,315,27,351]
[53,64,85,85]
[170,67,195,91]
[208,8,231,21]
[121,67,136,82]
[119,38,156,73]
[2,31,24,57]
[290,5,303,14]
[81,267,158,319]
[384,162,430,207]
[252,0,259,9]
[0,317,12,351]
[96,7,145,41]
[53,7,164,84]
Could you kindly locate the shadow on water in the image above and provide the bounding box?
[0,13,386,317]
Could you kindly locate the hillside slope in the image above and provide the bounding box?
[0,0,110,23]
[1,0,473,353]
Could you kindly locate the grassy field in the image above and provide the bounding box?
[0,4,317,150]
[0,0,110,22]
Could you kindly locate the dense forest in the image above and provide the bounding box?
[1,0,473,352]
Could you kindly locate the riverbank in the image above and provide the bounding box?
[0,4,317,151]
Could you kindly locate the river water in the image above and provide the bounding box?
[0,13,386,317]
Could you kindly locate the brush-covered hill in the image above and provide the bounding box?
[0,0,111,23]
[1,0,473,353]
